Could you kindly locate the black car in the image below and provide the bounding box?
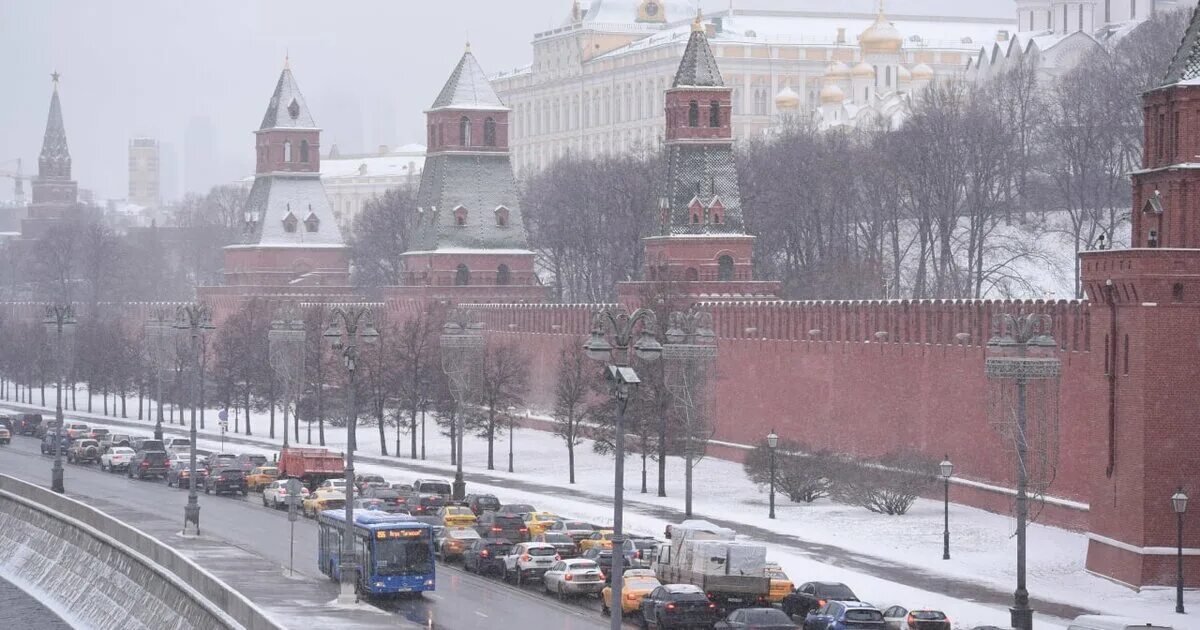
[131,438,165,453]
[477,512,530,542]
[408,493,446,515]
[166,460,206,489]
[534,533,578,559]
[715,607,798,629]
[39,432,70,455]
[362,487,407,512]
[641,584,720,629]
[781,582,859,619]
[581,547,615,583]
[234,453,268,472]
[15,413,43,436]
[497,503,536,517]
[203,453,238,473]
[465,493,501,516]
[203,468,247,496]
[462,538,512,576]
[128,450,170,480]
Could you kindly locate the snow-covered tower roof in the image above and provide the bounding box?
[1163,4,1200,86]
[429,47,508,111]
[672,13,724,88]
[259,62,318,130]
[39,73,71,181]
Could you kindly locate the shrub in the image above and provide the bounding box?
[743,438,834,504]
[829,452,937,515]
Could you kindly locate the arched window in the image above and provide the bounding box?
[454,206,468,227]
[495,206,509,227]
[685,267,699,281]
[709,101,721,127]
[282,212,298,234]
[300,140,310,163]
[717,255,734,281]
[496,264,511,285]
[459,116,471,146]
[484,117,497,147]
[455,264,470,286]
[283,140,292,162]
[688,100,699,127]
[885,66,892,88]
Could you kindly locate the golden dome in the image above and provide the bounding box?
[852,61,876,77]
[825,61,851,78]
[774,86,801,109]
[911,62,934,79]
[820,83,846,104]
[859,13,903,54]
[897,64,912,81]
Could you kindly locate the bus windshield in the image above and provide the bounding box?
[373,537,433,576]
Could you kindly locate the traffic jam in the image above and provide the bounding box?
[2,411,955,630]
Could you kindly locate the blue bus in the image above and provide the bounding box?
[316,510,436,597]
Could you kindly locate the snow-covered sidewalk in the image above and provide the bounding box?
[3,391,1194,629]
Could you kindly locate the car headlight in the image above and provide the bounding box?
[424,579,434,586]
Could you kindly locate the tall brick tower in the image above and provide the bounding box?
[22,73,81,238]
[1079,6,1200,588]
[621,13,779,302]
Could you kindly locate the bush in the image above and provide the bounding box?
[743,438,833,504]
[829,452,937,515]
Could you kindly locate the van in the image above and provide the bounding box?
[1068,615,1173,630]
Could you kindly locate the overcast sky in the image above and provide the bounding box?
[0,0,1017,203]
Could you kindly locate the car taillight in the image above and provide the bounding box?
[554,554,561,561]
[480,550,489,558]
[708,603,717,610]
[626,593,637,601]
[520,527,528,532]
[492,527,502,532]
[665,603,676,611]
[599,571,606,581]
[140,461,149,468]
[218,476,226,481]
[564,573,573,581]
[520,554,531,562]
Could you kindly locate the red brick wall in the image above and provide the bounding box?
[426,110,510,153]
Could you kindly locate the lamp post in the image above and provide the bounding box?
[440,309,485,501]
[767,430,779,519]
[269,305,307,449]
[507,405,517,473]
[940,455,954,560]
[174,303,215,536]
[986,313,1060,630]
[44,304,75,494]
[1173,488,1189,614]
[145,309,172,441]
[584,307,662,630]
[325,306,379,604]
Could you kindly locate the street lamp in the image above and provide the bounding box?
[1173,487,1188,614]
[174,304,215,536]
[507,405,517,473]
[145,309,173,441]
[767,430,778,519]
[584,307,662,630]
[269,305,307,449]
[44,304,75,494]
[940,455,954,560]
[440,309,485,501]
[325,305,379,604]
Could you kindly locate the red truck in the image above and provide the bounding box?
[277,447,345,490]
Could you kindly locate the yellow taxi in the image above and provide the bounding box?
[579,529,615,552]
[246,466,279,492]
[601,568,661,615]
[523,511,560,536]
[765,562,793,604]
[302,488,346,518]
[440,505,478,528]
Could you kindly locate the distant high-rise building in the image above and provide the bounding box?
[128,137,160,208]
[184,115,217,195]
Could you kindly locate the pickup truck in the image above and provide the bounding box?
[650,520,770,613]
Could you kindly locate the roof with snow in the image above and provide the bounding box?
[1163,5,1200,86]
[259,66,318,131]
[673,27,724,87]
[321,154,426,181]
[240,174,344,247]
[39,83,71,180]
[431,50,508,111]
[410,153,528,251]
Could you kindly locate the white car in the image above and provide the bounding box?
[64,422,90,439]
[502,542,559,585]
[263,480,308,509]
[317,479,348,492]
[101,447,135,472]
[542,558,605,598]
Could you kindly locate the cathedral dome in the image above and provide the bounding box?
[825,61,851,78]
[859,13,903,54]
[897,64,912,82]
[851,62,876,77]
[820,83,846,104]
[774,86,801,109]
[911,63,935,80]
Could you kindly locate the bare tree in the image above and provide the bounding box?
[743,438,833,503]
[347,186,417,289]
[830,453,937,515]
[552,339,589,484]
[469,343,530,470]
[395,303,444,459]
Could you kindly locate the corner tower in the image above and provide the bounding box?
[23,73,81,238]
[624,14,779,302]
[399,46,545,302]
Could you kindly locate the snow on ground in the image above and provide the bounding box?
[4,389,1194,629]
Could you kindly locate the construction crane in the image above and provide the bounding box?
[0,158,27,206]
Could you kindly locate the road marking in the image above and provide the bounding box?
[474,611,488,618]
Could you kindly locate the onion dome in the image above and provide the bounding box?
[911,63,935,80]
[774,86,801,109]
[897,64,912,81]
[825,61,851,78]
[851,62,876,77]
[859,12,903,54]
[820,83,846,104]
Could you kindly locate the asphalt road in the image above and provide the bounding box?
[0,435,618,630]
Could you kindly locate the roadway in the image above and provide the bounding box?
[0,434,618,630]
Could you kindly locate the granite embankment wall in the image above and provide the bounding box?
[0,475,281,630]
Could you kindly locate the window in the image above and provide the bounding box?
[484,117,497,147]
[455,264,470,286]
[496,264,511,285]
[688,100,699,127]
[304,210,319,233]
[1105,0,1110,23]
[1131,0,1136,20]
[709,101,721,127]
[718,255,734,281]
[459,116,471,146]
[685,267,699,281]
[1063,4,1068,31]
[282,213,298,233]
[283,140,292,163]
[885,66,892,87]
[1078,4,1083,31]
[300,140,310,163]
[454,206,468,226]
[1174,282,1185,302]
[495,206,509,227]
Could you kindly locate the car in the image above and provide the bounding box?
[263,479,309,509]
[86,427,110,441]
[353,498,387,511]
[1066,615,1174,630]
[523,511,561,536]
[463,538,512,576]
[766,563,794,605]
[164,437,191,451]
[542,558,605,599]
[39,432,70,455]
[389,482,413,493]
[438,505,478,528]
[100,446,135,472]
[0,423,10,445]
[66,439,101,464]
[302,488,346,517]
[783,582,860,619]
[233,453,268,472]
[412,478,453,498]
[497,503,536,517]
[408,493,446,515]
[34,419,60,440]
[581,548,615,583]
[535,532,579,559]
[203,453,238,472]
[803,602,886,630]
[130,438,165,453]
[620,537,661,569]
[362,487,408,512]
[641,584,721,629]
[98,433,131,453]
[601,568,661,616]
[63,422,90,440]
[245,466,279,492]
[716,607,799,629]
[15,413,43,436]
[501,541,559,585]
[547,518,595,544]
[354,473,386,493]
[317,478,348,493]
[166,459,206,488]
[437,527,482,561]
[478,512,530,542]
[127,449,170,480]
[465,493,501,516]
[579,529,616,552]
[202,468,248,496]
[881,607,950,630]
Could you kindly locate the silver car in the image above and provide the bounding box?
[542,558,605,598]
